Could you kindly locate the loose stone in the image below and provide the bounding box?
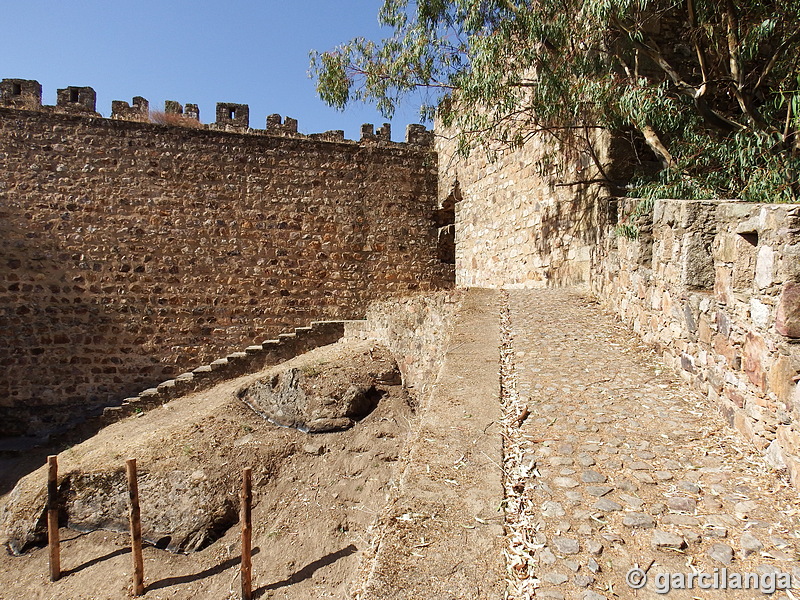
[564,559,580,572]
[707,526,728,538]
[538,547,557,566]
[651,530,687,550]
[740,532,763,557]
[684,531,702,544]
[586,485,614,497]
[628,461,653,470]
[581,470,607,483]
[551,536,580,555]
[616,480,639,494]
[587,540,604,555]
[542,501,566,518]
[557,443,574,455]
[618,493,644,509]
[553,477,580,488]
[623,513,655,529]
[667,497,696,512]
[677,480,701,494]
[543,572,569,585]
[592,498,622,512]
[573,574,595,587]
[708,543,734,565]
[632,471,656,484]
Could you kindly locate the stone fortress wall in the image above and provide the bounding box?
[436,132,800,488]
[436,130,609,288]
[0,79,453,437]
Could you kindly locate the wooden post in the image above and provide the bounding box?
[126,459,145,596]
[240,467,253,600]
[47,455,60,582]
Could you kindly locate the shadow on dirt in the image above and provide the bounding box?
[254,544,358,597]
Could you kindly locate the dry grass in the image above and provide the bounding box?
[149,110,203,128]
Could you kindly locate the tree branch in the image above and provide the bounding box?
[686,0,709,97]
[755,28,800,91]
[640,124,675,168]
[611,15,745,132]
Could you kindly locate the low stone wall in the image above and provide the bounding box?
[592,198,800,485]
[343,291,464,407]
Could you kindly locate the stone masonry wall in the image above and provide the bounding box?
[437,120,800,487]
[436,131,610,288]
[592,198,800,486]
[343,290,463,408]
[0,107,453,437]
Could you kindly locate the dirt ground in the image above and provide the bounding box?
[0,340,416,600]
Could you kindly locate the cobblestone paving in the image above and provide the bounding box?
[501,289,800,599]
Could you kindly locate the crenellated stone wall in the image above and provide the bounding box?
[0,104,452,437]
[593,198,800,485]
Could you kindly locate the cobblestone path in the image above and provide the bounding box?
[501,289,800,599]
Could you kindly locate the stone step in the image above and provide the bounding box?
[99,319,348,427]
[209,358,229,370]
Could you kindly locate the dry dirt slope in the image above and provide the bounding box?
[0,339,418,600]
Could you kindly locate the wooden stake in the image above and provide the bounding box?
[47,455,60,582]
[240,467,253,600]
[126,459,145,596]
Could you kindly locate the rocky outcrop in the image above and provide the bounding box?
[3,468,237,555]
[237,342,400,432]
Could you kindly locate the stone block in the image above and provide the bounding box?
[698,315,713,345]
[406,124,433,146]
[777,244,800,282]
[754,245,774,289]
[776,282,800,338]
[215,102,249,128]
[743,332,767,390]
[768,354,797,405]
[56,86,97,113]
[749,298,770,329]
[111,96,149,122]
[0,78,42,109]
[714,232,738,263]
[731,236,758,290]
[714,266,733,304]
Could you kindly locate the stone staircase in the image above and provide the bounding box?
[100,320,352,424]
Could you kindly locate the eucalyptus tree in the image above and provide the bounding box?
[311,0,800,202]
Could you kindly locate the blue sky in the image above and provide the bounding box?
[0,1,428,141]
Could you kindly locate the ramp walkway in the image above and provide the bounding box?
[501,288,800,599]
[363,287,799,599]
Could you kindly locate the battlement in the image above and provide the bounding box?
[0,78,434,148]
